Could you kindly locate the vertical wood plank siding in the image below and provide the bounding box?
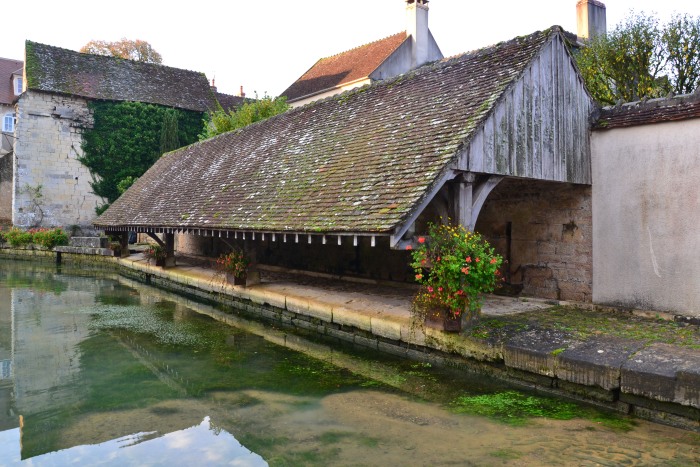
[464,38,592,184]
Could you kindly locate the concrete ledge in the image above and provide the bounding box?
[503,329,575,377]
[556,336,645,390]
[56,246,113,256]
[621,343,700,408]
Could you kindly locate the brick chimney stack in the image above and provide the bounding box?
[406,0,430,68]
[577,0,607,40]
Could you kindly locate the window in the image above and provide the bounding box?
[2,114,14,132]
[14,77,22,95]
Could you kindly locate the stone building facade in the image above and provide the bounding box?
[13,92,95,229]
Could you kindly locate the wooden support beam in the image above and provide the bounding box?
[146,232,165,248]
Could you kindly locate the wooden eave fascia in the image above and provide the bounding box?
[95,224,392,247]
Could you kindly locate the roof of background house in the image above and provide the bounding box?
[214,91,248,112]
[25,41,217,112]
[281,32,407,102]
[95,27,562,235]
[0,57,23,105]
[593,93,700,130]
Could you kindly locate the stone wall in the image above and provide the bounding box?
[13,91,99,230]
[475,178,592,302]
[592,119,700,317]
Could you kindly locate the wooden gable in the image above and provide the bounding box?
[454,33,594,184]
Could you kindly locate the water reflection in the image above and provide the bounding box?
[0,416,266,466]
[0,260,698,466]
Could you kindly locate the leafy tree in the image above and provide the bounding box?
[576,13,666,105]
[200,94,289,140]
[662,14,700,95]
[80,38,163,64]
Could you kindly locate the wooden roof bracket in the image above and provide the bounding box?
[454,173,504,231]
[390,171,504,249]
[389,169,455,249]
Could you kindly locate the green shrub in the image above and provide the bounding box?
[31,228,68,249]
[4,228,34,247]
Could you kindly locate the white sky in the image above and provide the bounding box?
[2,1,698,97]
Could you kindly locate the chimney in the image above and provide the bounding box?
[211,78,217,92]
[577,0,607,40]
[239,85,245,98]
[406,0,430,68]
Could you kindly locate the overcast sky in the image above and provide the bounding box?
[2,1,698,97]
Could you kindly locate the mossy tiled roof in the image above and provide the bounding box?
[281,32,407,102]
[96,28,559,235]
[593,93,700,130]
[25,40,217,112]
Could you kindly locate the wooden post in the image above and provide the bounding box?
[456,173,475,230]
[243,240,260,286]
[119,232,129,257]
[164,233,175,267]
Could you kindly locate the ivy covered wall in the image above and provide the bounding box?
[80,101,203,213]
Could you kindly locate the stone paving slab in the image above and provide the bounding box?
[556,336,646,390]
[503,329,577,377]
[621,343,700,408]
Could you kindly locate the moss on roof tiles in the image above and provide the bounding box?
[25,40,217,112]
[96,28,558,234]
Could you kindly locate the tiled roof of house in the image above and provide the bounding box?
[593,93,700,130]
[0,57,23,105]
[25,41,217,112]
[96,27,560,235]
[281,32,407,102]
[214,91,247,112]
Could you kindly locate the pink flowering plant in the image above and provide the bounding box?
[215,248,250,278]
[410,222,503,320]
[143,244,167,263]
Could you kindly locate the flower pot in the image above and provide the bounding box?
[155,258,166,267]
[424,307,462,332]
[226,272,247,286]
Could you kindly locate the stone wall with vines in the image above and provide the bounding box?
[80,101,204,214]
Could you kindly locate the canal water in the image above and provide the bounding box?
[0,260,698,466]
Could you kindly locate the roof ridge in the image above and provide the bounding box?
[439,26,562,67]
[287,26,558,113]
[319,31,405,61]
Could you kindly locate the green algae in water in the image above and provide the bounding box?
[87,303,218,347]
[451,390,635,431]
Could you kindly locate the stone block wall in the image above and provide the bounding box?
[475,178,592,302]
[13,91,99,230]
